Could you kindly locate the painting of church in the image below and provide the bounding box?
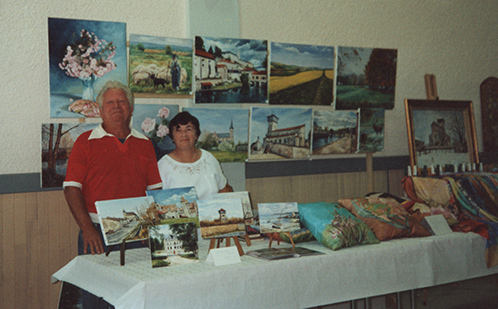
[250,107,312,160]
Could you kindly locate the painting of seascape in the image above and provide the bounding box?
[258,202,300,233]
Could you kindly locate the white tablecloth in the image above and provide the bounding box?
[52,232,498,309]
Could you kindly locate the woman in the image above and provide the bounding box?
[157,111,233,199]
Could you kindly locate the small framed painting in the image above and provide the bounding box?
[404,99,479,169]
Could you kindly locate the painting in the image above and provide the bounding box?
[312,110,358,155]
[404,99,479,169]
[249,107,312,160]
[269,42,334,105]
[357,108,385,153]
[48,18,127,118]
[129,34,193,98]
[258,202,300,233]
[336,46,397,110]
[211,191,257,227]
[194,36,268,103]
[145,187,199,225]
[480,77,498,153]
[149,222,199,268]
[132,104,179,161]
[183,107,249,162]
[95,196,156,246]
[41,123,98,187]
[197,198,246,238]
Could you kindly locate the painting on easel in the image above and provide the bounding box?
[211,191,258,228]
[258,202,300,233]
[149,222,199,268]
[198,198,246,238]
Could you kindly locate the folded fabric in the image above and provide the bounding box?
[338,195,431,241]
[298,202,379,250]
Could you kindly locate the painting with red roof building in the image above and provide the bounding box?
[249,107,312,160]
[194,36,268,103]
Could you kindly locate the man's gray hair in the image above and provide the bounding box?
[95,81,134,109]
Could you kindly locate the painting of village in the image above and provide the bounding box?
[211,191,257,228]
[357,108,385,153]
[145,186,199,225]
[149,222,199,268]
[132,104,179,161]
[336,46,397,110]
[41,123,98,187]
[258,202,300,233]
[194,36,268,104]
[249,107,312,160]
[197,198,246,238]
[129,34,193,97]
[183,107,249,162]
[95,196,156,246]
[312,110,358,155]
[269,42,334,105]
[48,18,127,118]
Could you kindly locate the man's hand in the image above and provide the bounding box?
[81,225,105,255]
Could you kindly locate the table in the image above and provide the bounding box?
[52,232,498,309]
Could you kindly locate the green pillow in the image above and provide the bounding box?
[298,202,380,250]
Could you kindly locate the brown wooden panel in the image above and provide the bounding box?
[14,194,28,308]
[25,192,40,309]
[1,194,16,309]
[37,191,51,308]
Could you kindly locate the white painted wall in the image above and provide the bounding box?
[1,0,496,175]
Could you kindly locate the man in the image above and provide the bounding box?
[64,80,162,255]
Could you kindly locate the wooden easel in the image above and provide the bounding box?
[208,236,244,256]
[268,232,295,248]
[105,239,127,266]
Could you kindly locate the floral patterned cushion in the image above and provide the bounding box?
[298,202,379,250]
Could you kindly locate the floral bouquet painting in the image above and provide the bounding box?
[48,18,127,118]
[132,104,179,161]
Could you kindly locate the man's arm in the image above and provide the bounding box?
[64,186,104,255]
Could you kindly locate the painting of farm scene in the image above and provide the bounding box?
[336,46,397,110]
[48,18,127,118]
[312,110,358,155]
[183,107,249,162]
[258,202,300,233]
[211,191,257,227]
[95,196,156,246]
[41,123,98,187]
[198,198,246,238]
[357,108,385,153]
[270,42,334,105]
[129,34,193,97]
[132,104,179,161]
[149,223,199,268]
[249,107,312,160]
[145,187,199,226]
[194,36,268,104]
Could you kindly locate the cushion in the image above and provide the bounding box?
[338,195,431,241]
[298,202,379,250]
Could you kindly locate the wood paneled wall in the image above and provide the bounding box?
[0,169,405,308]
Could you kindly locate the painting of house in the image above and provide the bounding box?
[249,107,312,160]
[129,34,193,98]
[41,123,98,187]
[357,108,385,153]
[211,191,258,227]
[183,107,249,162]
[336,46,397,110]
[48,18,127,118]
[146,187,199,224]
[270,42,334,105]
[312,110,358,155]
[197,198,246,238]
[194,36,268,103]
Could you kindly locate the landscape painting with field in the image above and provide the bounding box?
[183,107,249,162]
[194,36,268,104]
[270,42,334,105]
[129,34,193,98]
[149,222,199,268]
[211,191,257,228]
[41,123,98,187]
[336,46,397,110]
[197,198,246,239]
[312,110,358,155]
[258,202,300,233]
[249,107,312,160]
[357,108,385,153]
[95,196,156,246]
